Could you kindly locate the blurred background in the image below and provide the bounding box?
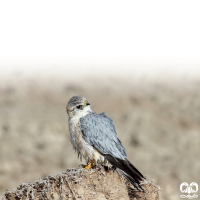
[0,1,200,200]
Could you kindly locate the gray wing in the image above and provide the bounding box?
[80,112,145,189]
[80,112,127,160]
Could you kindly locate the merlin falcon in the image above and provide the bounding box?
[66,95,145,189]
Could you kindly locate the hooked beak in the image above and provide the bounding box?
[83,101,87,107]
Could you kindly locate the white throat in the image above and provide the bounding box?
[70,106,92,122]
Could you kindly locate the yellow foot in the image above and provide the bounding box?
[84,160,96,171]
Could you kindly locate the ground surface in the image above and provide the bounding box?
[0,76,199,200]
[0,167,160,200]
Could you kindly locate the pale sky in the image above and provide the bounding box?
[0,51,200,78]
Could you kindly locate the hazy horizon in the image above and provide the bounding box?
[0,51,200,79]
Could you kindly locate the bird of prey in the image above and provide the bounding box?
[66,95,145,189]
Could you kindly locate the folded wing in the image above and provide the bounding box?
[80,112,145,189]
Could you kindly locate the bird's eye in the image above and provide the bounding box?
[76,105,81,109]
[86,103,90,106]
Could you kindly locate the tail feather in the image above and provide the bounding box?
[120,170,143,190]
[105,155,144,188]
[125,158,145,179]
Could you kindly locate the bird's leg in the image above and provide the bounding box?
[84,160,96,171]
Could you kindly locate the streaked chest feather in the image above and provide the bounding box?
[69,118,105,164]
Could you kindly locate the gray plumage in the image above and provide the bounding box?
[66,95,145,189]
[80,112,126,160]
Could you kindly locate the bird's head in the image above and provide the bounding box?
[66,95,92,119]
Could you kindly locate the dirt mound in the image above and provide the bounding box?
[1,167,160,200]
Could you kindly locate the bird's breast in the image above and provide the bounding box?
[69,118,106,164]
